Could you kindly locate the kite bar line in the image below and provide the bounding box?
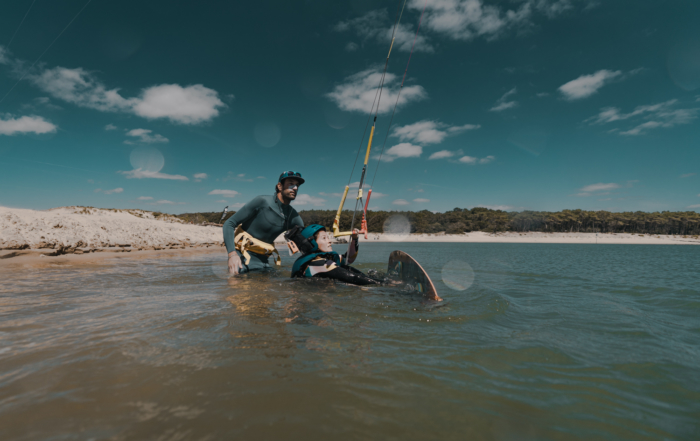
[370,0,427,190]
[333,0,408,239]
[0,0,93,105]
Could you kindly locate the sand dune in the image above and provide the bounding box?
[0,206,223,254]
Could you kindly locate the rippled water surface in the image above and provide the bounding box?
[1,243,699,440]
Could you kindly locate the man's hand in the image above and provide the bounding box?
[228,251,242,275]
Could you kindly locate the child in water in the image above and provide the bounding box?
[286,224,381,285]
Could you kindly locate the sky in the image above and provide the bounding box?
[1,0,699,214]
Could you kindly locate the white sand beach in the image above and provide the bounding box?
[2,206,698,262]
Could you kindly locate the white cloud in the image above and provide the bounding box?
[586,99,698,136]
[680,173,696,178]
[223,172,253,182]
[215,199,227,203]
[405,0,581,42]
[132,84,224,124]
[429,150,455,160]
[193,173,208,182]
[490,87,517,112]
[620,109,698,136]
[0,115,57,135]
[456,155,494,164]
[459,156,477,164]
[536,92,550,97]
[208,189,239,197]
[370,191,387,198]
[334,10,434,53]
[26,66,225,124]
[105,123,117,131]
[413,198,430,203]
[125,128,168,144]
[103,187,123,194]
[687,204,700,209]
[326,67,427,114]
[345,42,359,52]
[580,183,620,192]
[292,194,326,206]
[393,199,410,205]
[0,46,8,64]
[558,69,622,100]
[392,120,480,145]
[152,200,185,205]
[378,143,422,162]
[256,176,266,179]
[138,196,153,200]
[119,169,189,180]
[479,155,495,164]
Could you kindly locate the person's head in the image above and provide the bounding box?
[299,224,332,253]
[276,171,305,202]
[313,229,333,252]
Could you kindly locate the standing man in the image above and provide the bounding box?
[224,171,305,274]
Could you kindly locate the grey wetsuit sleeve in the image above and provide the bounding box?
[290,211,304,229]
[223,196,265,254]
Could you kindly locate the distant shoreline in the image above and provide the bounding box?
[2,206,698,265]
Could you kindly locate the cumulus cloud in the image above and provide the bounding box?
[137,196,153,200]
[105,123,117,130]
[103,187,123,194]
[558,70,622,100]
[429,150,455,160]
[326,67,427,114]
[377,143,422,162]
[680,173,696,178]
[581,183,620,192]
[119,169,189,180]
[405,0,581,42]
[586,99,699,135]
[223,172,253,182]
[393,199,410,205]
[0,115,57,135]
[490,87,517,112]
[392,120,480,145]
[458,155,495,164]
[22,65,225,124]
[292,194,326,206]
[413,198,430,203]
[208,189,239,197]
[335,10,434,53]
[125,128,168,144]
[193,173,208,182]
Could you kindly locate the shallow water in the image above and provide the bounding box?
[1,243,699,440]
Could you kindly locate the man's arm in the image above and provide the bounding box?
[223,196,265,274]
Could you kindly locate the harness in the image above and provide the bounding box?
[291,251,341,277]
[233,225,281,267]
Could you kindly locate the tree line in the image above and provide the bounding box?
[176,208,700,236]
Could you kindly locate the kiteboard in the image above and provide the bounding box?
[388,250,442,302]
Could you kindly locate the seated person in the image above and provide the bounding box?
[285,224,380,286]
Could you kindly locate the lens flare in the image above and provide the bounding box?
[254,122,281,148]
[130,147,164,172]
[441,261,475,291]
[383,214,411,241]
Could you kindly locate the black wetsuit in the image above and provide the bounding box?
[290,238,380,285]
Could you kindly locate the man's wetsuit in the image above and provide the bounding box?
[223,195,303,273]
[291,237,380,286]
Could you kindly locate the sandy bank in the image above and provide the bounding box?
[0,206,225,255]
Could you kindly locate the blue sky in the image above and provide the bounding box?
[1,0,699,214]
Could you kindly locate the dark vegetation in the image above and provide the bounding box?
[178,208,700,236]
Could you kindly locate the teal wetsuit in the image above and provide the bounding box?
[223,195,304,273]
